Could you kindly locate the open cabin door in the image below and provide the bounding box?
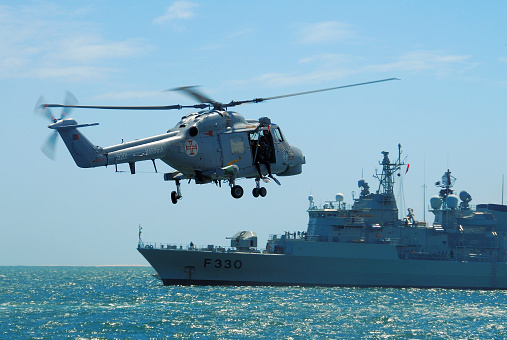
[250,128,276,165]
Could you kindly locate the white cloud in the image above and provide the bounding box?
[153,1,198,25]
[297,21,356,44]
[0,3,151,80]
[247,49,475,89]
[52,36,149,63]
[367,50,476,75]
[254,69,352,87]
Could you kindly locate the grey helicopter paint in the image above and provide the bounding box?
[38,79,396,203]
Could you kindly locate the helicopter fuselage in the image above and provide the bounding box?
[49,109,305,200]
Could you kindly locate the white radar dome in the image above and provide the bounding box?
[446,194,459,209]
[430,196,442,209]
[308,195,314,202]
[336,193,344,202]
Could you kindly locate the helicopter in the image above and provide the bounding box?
[37,78,397,204]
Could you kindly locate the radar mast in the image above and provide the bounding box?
[374,143,404,195]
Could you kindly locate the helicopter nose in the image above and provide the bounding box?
[278,145,305,177]
[291,145,305,165]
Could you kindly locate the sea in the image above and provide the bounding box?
[1,266,506,339]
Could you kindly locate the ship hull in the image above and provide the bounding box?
[138,244,507,289]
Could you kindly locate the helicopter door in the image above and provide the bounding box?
[250,129,276,165]
[219,132,251,170]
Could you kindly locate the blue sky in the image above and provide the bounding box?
[1,1,506,265]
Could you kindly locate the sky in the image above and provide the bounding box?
[1,1,506,265]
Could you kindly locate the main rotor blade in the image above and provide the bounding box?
[42,104,208,111]
[225,78,399,107]
[171,86,215,104]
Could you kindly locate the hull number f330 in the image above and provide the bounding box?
[204,258,242,269]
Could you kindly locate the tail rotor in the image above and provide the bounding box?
[35,91,78,159]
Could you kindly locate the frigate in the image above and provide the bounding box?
[138,145,507,289]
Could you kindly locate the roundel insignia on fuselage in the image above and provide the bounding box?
[185,139,198,156]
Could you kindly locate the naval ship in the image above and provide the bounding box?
[138,146,507,289]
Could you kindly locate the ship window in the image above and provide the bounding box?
[230,137,245,155]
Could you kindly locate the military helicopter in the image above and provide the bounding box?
[37,78,396,204]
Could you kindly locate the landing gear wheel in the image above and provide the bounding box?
[259,187,267,197]
[231,185,244,199]
[252,188,260,197]
[171,191,178,204]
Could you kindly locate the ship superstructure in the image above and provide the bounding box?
[138,146,507,288]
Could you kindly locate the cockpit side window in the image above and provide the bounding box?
[272,127,284,142]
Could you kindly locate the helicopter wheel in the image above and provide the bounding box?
[259,187,267,197]
[252,188,260,198]
[231,185,244,199]
[171,191,179,204]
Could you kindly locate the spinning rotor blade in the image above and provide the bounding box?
[171,86,215,105]
[41,131,58,160]
[43,103,209,111]
[36,96,56,122]
[36,91,78,122]
[224,78,399,108]
[40,78,398,113]
[61,90,78,119]
[36,91,79,160]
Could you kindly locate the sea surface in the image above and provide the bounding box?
[1,266,506,339]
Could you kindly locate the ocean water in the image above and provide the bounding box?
[1,267,506,339]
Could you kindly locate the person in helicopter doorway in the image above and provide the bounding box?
[255,134,274,178]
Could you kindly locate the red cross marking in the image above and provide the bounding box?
[185,139,198,156]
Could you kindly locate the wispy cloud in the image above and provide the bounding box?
[296,21,356,44]
[246,50,475,88]
[0,3,151,81]
[366,50,476,75]
[153,1,198,28]
[53,37,148,63]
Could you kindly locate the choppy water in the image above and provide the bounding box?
[1,266,506,339]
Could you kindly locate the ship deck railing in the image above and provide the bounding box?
[269,233,403,245]
[137,241,261,253]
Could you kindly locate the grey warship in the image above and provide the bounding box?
[138,146,507,288]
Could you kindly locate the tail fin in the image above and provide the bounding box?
[49,119,106,168]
